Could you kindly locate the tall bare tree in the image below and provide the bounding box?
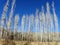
[52,2,59,41]
[35,9,39,41]
[6,0,15,37]
[41,6,45,42]
[14,14,19,40]
[1,0,9,38]
[21,15,25,41]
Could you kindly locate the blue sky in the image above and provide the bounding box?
[0,0,60,32]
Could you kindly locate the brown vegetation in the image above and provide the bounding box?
[2,39,15,45]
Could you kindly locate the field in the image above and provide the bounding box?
[0,39,60,45]
[14,41,60,45]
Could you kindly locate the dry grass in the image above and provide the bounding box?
[0,39,60,45]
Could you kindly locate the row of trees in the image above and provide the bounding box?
[0,0,59,41]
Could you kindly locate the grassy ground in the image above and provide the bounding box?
[0,39,60,45]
